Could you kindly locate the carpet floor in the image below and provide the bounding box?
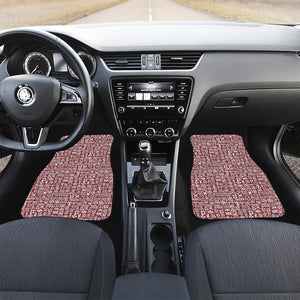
[22,135,114,220]
[191,135,284,219]
[22,134,284,221]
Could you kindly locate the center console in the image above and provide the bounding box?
[111,77,193,140]
[115,77,191,276]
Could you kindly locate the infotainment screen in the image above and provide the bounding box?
[127,81,175,101]
[127,82,175,93]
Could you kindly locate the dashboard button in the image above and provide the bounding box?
[151,92,159,100]
[167,93,174,100]
[148,61,155,69]
[159,92,167,99]
[128,93,136,100]
[141,54,147,69]
[114,82,125,87]
[178,91,187,95]
[126,127,137,138]
[155,54,161,69]
[145,127,156,138]
[164,127,175,138]
[177,106,185,114]
[118,106,126,114]
[136,93,143,101]
[178,86,188,91]
[115,86,124,91]
[178,82,188,86]
[144,93,151,101]
[166,106,175,111]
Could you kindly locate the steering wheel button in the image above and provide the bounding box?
[61,90,67,101]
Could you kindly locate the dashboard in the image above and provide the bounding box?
[2,22,300,141]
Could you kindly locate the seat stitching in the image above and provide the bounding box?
[87,229,103,299]
[0,290,87,295]
[185,230,212,299]
[213,292,300,295]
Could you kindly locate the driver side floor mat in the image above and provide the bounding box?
[22,135,114,220]
[191,135,285,219]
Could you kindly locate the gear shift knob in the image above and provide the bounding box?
[139,140,151,167]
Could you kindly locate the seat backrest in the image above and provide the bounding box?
[184,220,300,299]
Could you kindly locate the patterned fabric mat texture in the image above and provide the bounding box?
[22,135,114,220]
[191,135,284,219]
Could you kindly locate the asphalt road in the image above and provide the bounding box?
[70,0,221,24]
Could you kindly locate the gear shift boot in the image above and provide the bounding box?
[131,166,167,201]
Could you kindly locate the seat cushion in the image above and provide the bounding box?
[184,219,300,300]
[0,217,115,299]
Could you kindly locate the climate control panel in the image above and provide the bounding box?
[111,77,193,140]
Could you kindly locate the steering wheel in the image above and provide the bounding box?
[0,28,94,151]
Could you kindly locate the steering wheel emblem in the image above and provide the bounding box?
[16,85,36,106]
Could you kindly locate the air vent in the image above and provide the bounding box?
[161,52,202,70]
[102,53,141,70]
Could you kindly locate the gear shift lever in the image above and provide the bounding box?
[131,140,167,201]
[139,140,152,168]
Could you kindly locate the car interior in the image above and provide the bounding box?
[0,22,300,299]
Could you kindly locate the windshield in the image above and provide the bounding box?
[0,0,299,29]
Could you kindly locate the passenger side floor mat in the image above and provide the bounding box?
[191,135,284,219]
[22,135,114,220]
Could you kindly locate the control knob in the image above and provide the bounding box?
[177,106,185,114]
[126,127,137,138]
[118,106,126,114]
[164,127,175,138]
[145,127,156,138]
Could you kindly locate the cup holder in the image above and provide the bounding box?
[150,224,177,274]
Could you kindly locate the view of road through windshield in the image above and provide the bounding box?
[70,0,222,23]
[1,0,300,30]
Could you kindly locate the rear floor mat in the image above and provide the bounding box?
[22,135,114,220]
[191,135,284,219]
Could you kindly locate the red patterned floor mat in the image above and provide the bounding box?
[191,135,284,219]
[22,135,114,220]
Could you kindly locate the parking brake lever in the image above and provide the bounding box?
[123,202,141,274]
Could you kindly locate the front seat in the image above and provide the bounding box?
[184,219,300,300]
[0,217,115,300]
